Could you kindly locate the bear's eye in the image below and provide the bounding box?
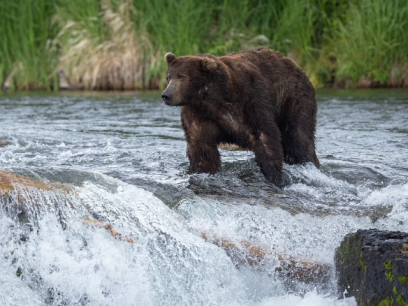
[179,75,186,81]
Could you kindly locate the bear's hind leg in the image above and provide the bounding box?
[282,129,320,169]
[280,96,320,169]
[252,126,284,188]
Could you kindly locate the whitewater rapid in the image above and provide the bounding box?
[0,90,407,305]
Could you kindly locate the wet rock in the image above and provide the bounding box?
[0,170,70,202]
[200,229,332,286]
[0,139,12,147]
[335,229,408,306]
[217,143,248,151]
[0,170,77,226]
[0,171,132,244]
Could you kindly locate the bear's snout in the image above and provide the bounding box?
[162,93,172,105]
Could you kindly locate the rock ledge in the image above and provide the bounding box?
[335,229,408,306]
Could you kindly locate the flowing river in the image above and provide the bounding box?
[0,89,407,305]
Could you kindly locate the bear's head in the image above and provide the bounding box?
[162,52,219,107]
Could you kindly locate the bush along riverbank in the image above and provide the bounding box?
[1,0,408,91]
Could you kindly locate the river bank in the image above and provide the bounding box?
[1,0,408,91]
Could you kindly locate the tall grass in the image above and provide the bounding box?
[0,0,407,90]
[53,0,157,90]
[132,0,337,87]
[0,0,57,90]
[331,0,408,87]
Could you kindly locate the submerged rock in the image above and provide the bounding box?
[0,139,12,147]
[217,143,248,151]
[335,229,408,306]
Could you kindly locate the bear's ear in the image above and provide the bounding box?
[165,52,176,65]
[201,57,217,72]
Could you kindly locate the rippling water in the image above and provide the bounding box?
[0,89,407,305]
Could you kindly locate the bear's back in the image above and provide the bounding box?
[219,48,308,87]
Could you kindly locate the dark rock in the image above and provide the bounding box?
[335,229,408,306]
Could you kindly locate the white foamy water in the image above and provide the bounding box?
[0,174,360,305]
[0,90,407,305]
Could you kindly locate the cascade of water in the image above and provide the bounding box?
[0,91,407,305]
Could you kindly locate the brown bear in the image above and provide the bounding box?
[162,48,320,188]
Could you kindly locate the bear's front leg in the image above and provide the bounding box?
[253,129,284,188]
[186,141,221,174]
[181,109,221,174]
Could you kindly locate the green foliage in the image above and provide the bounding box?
[0,0,407,90]
[16,267,22,277]
[397,295,408,306]
[384,260,395,283]
[359,252,367,275]
[0,0,58,90]
[386,271,395,283]
[399,277,408,285]
[332,0,408,83]
[132,0,284,87]
[379,296,394,306]
[382,261,408,306]
[54,0,105,42]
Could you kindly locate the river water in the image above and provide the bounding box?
[0,90,407,305]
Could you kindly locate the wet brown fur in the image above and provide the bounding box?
[162,48,320,188]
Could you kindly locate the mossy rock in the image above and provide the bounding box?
[335,229,408,306]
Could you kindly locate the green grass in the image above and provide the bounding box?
[332,0,408,84]
[0,0,407,90]
[132,0,350,87]
[0,0,58,90]
[53,0,105,43]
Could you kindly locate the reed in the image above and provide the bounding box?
[0,0,57,90]
[332,0,408,88]
[53,0,157,90]
[0,0,407,90]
